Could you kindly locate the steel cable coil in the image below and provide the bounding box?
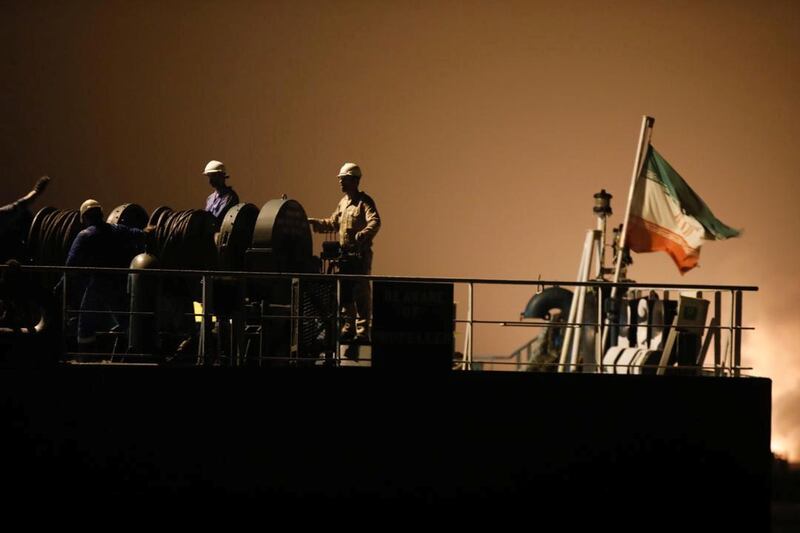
[150,208,218,271]
[27,208,82,267]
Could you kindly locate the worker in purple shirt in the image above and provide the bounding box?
[203,160,239,228]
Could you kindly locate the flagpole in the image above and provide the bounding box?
[600,116,655,356]
[611,115,655,288]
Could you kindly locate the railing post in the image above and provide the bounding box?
[335,276,341,366]
[596,279,603,374]
[199,274,214,366]
[62,273,68,348]
[727,289,735,376]
[714,291,721,376]
[467,282,474,371]
[733,290,742,378]
[199,274,206,366]
[233,278,246,367]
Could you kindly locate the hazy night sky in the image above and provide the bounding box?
[3,1,799,456]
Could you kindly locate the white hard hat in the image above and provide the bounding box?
[337,162,361,178]
[204,160,227,176]
[79,199,102,220]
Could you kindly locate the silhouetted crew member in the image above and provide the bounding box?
[309,162,380,342]
[203,160,239,229]
[0,176,50,262]
[66,199,145,350]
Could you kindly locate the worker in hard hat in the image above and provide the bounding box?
[66,199,146,352]
[0,176,50,262]
[203,160,239,228]
[309,162,381,343]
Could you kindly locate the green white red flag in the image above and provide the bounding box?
[626,147,740,273]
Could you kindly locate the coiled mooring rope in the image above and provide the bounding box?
[150,208,218,271]
[28,208,82,267]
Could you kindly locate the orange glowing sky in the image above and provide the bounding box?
[3,1,799,457]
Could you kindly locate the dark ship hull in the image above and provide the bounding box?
[1,365,770,527]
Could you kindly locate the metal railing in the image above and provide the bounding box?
[0,263,757,375]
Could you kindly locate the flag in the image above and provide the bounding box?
[626,146,740,274]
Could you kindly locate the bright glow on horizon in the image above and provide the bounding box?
[747,318,800,464]
[772,437,790,460]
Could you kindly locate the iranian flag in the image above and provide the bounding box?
[626,146,740,274]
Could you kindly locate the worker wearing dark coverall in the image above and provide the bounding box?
[66,199,145,349]
[309,162,380,342]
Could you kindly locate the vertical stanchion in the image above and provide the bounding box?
[199,274,214,366]
[467,282,474,371]
[714,291,722,376]
[233,277,246,367]
[335,277,341,366]
[734,290,742,378]
[199,275,207,365]
[727,289,736,375]
[62,273,68,353]
[596,278,603,374]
